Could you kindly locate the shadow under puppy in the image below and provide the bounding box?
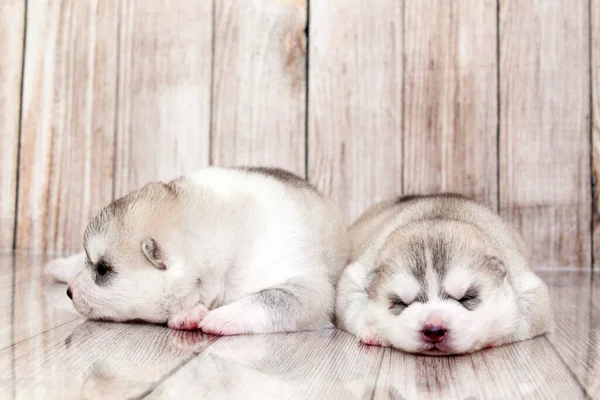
[47,167,349,335]
[335,194,552,355]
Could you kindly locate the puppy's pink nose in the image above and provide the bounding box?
[422,325,446,343]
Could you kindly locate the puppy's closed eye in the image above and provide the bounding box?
[387,290,428,315]
[93,259,113,285]
[95,259,112,276]
[388,295,408,315]
[456,286,480,310]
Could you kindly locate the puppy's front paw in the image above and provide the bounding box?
[358,326,389,347]
[168,304,209,331]
[199,306,245,336]
[45,254,84,283]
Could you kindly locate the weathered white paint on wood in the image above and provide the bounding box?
[499,0,591,268]
[308,0,403,223]
[16,0,118,253]
[592,0,600,268]
[114,0,213,196]
[0,0,24,252]
[403,0,498,209]
[0,1,597,269]
[211,0,307,176]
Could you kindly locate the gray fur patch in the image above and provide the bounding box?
[163,181,181,197]
[255,287,299,311]
[414,290,428,303]
[253,286,306,328]
[395,193,473,205]
[430,237,449,282]
[239,166,319,192]
[404,238,429,290]
[482,256,507,282]
[387,235,452,297]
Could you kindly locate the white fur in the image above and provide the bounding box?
[336,195,552,355]
[48,167,349,335]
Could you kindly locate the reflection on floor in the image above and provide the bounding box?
[0,253,597,399]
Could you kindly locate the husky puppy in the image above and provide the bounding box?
[335,194,552,355]
[47,167,349,335]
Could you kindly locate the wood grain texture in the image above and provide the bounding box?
[593,0,600,268]
[149,329,384,399]
[308,0,403,223]
[0,0,24,252]
[0,255,215,399]
[0,256,15,351]
[541,270,599,397]
[211,0,307,176]
[16,0,118,253]
[499,0,591,268]
[403,0,498,208]
[114,0,212,196]
[0,253,84,349]
[1,254,597,398]
[0,254,82,350]
[0,321,215,399]
[374,336,585,399]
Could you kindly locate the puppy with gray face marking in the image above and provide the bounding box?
[335,194,552,355]
[47,167,349,335]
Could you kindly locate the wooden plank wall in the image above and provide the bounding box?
[499,0,591,268]
[212,0,307,176]
[17,0,118,253]
[114,0,212,197]
[402,0,497,208]
[0,0,24,251]
[308,0,403,223]
[593,0,600,269]
[0,0,596,269]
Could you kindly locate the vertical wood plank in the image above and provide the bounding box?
[211,0,307,176]
[499,0,591,268]
[403,0,498,208]
[114,0,212,196]
[17,0,118,253]
[309,0,403,222]
[0,0,24,252]
[593,0,600,268]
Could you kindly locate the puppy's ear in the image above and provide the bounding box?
[141,238,167,270]
[485,255,507,279]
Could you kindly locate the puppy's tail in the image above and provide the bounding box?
[45,252,85,283]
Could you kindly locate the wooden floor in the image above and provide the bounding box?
[0,254,598,399]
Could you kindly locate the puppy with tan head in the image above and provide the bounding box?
[335,194,552,355]
[47,167,349,335]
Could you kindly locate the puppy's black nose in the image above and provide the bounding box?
[422,325,446,343]
[66,287,73,300]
